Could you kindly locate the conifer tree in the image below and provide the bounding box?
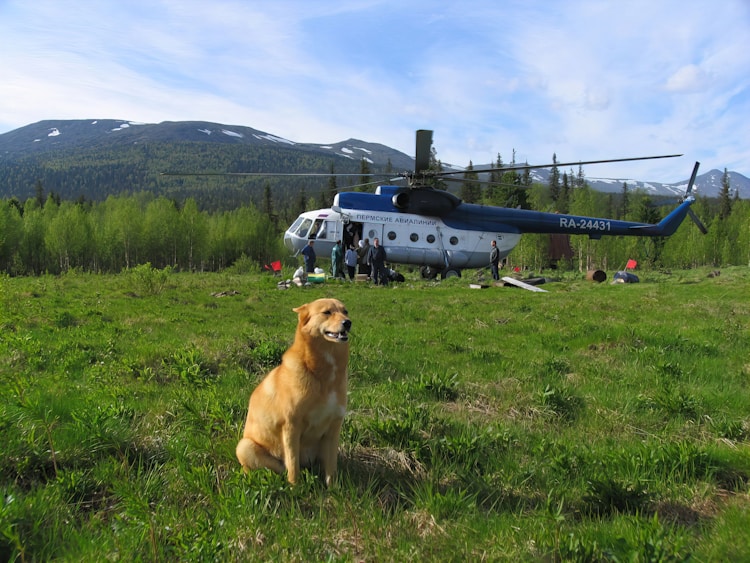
[359,157,372,192]
[522,163,532,190]
[460,161,481,203]
[558,172,570,213]
[262,182,274,216]
[487,153,503,203]
[719,167,732,219]
[494,150,528,209]
[326,162,338,205]
[549,154,561,207]
[620,182,630,219]
[428,146,447,190]
[294,186,307,217]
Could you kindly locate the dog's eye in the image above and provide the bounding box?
[323,310,332,316]
[343,309,348,315]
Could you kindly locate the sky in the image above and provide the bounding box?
[1,0,749,182]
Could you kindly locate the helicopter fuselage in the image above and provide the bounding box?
[283,184,696,276]
[284,206,520,274]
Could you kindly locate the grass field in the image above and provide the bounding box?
[1,266,749,561]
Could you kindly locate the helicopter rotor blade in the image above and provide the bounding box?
[683,161,707,234]
[160,171,391,178]
[688,208,708,234]
[414,129,433,175]
[684,161,700,197]
[441,176,534,191]
[435,154,683,178]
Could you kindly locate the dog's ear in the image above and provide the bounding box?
[292,303,310,326]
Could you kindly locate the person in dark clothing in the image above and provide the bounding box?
[489,239,500,281]
[301,240,316,274]
[357,238,371,277]
[367,238,388,286]
[331,240,344,278]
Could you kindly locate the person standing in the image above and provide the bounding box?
[489,239,500,281]
[344,244,358,280]
[357,238,371,277]
[367,238,388,286]
[331,240,344,278]
[301,239,316,274]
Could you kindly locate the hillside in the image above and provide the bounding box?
[525,167,750,199]
[1,120,747,208]
[0,120,415,209]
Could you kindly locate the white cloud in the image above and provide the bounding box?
[0,0,748,180]
[665,65,708,93]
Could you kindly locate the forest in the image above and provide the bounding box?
[0,169,747,276]
[0,138,396,211]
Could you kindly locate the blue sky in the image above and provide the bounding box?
[1,0,749,181]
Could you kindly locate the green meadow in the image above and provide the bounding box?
[1,266,749,561]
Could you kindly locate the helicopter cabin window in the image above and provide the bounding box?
[294,218,313,238]
[410,233,418,242]
[387,231,397,241]
[311,219,327,239]
[449,236,459,245]
[426,234,435,244]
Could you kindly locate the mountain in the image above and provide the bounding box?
[1,119,747,203]
[0,120,414,208]
[524,168,749,199]
[0,119,415,169]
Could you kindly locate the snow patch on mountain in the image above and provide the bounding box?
[257,133,294,145]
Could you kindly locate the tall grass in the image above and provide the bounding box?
[1,267,749,561]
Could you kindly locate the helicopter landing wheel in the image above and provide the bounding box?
[442,269,461,279]
[420,266,439,279]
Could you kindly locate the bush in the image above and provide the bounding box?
[128,263,173,295]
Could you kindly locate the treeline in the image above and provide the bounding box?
[1,181,748,277]
[455,157,750,271]
[0,192,288,275]
[509,183,750,271]
[0,142,387,212]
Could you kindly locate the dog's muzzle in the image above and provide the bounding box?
[325,319,352,342]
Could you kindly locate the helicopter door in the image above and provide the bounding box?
[343,221,363,249]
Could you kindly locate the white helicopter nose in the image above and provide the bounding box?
[283,231,297,252]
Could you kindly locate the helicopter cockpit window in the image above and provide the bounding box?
[294,218,313,238]
[387,231,397,241]
[311,219,325,239]
[449,236,459,245]
[410,233,419,242]
[426,234,436,244]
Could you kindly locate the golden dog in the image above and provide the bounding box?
[236,298,351,486]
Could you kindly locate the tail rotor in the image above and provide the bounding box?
[684,162,707,234]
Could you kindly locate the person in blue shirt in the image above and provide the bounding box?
[301,240,316,274]
[344,244,358,280]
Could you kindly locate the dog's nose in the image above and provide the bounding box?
[343,319,352,331]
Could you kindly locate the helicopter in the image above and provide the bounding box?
[281,130,704,278]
